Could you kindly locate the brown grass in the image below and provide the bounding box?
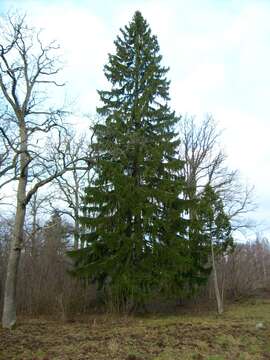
[1,299,270,359]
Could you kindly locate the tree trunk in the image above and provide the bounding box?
[74,171,80,249]
[74,216,79,250]
[2,186,27,328]
[211,242,223,315]
[2,119,28,329]
[31,193,38,258]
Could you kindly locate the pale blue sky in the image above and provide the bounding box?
[1,0,269,235]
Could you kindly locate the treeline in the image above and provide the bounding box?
[0,10,259,329]
[0,215,269,317]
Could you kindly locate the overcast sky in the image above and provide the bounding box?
[1,0,269,236]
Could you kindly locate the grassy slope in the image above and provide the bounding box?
[1,300,270,360]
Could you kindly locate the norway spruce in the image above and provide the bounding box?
[71,11,190,310]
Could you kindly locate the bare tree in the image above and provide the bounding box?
[0,112,19,194]
[179,115,255,314]
[0,14,90,329]
[24,190,54,257]
[179,115,255,227]
[49,132,93,249]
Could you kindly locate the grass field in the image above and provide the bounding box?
[1,299,270,359]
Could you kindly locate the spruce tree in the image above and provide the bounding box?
[199,185,233,254]
[185,185,234,293]
[71,11,190,310]
[198,185,234,313]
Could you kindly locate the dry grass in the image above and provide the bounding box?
[1,299,270,359]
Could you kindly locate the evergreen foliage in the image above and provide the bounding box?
[199,185,234,255]
[70,11,191,310]
[186,185,234,292]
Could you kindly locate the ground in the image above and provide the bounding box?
[1,299,270,360]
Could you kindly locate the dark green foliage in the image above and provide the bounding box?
[186,185,234,291]
[199,185,234,254]
[70,11,191,310]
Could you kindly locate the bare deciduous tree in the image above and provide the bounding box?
[179,115,255,226]
[179,115,255,314]
[0,112,19,194]
[0,14,89,329]
[24,190,54,257]
[49,132,93,249]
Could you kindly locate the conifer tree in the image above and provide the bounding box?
[71,11,190,310]
[199,186,233,252]
[198,185,233,313]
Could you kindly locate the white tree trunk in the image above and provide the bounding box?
[2,121,28,329]
[211,242,223,315]
[2,182,27,328]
